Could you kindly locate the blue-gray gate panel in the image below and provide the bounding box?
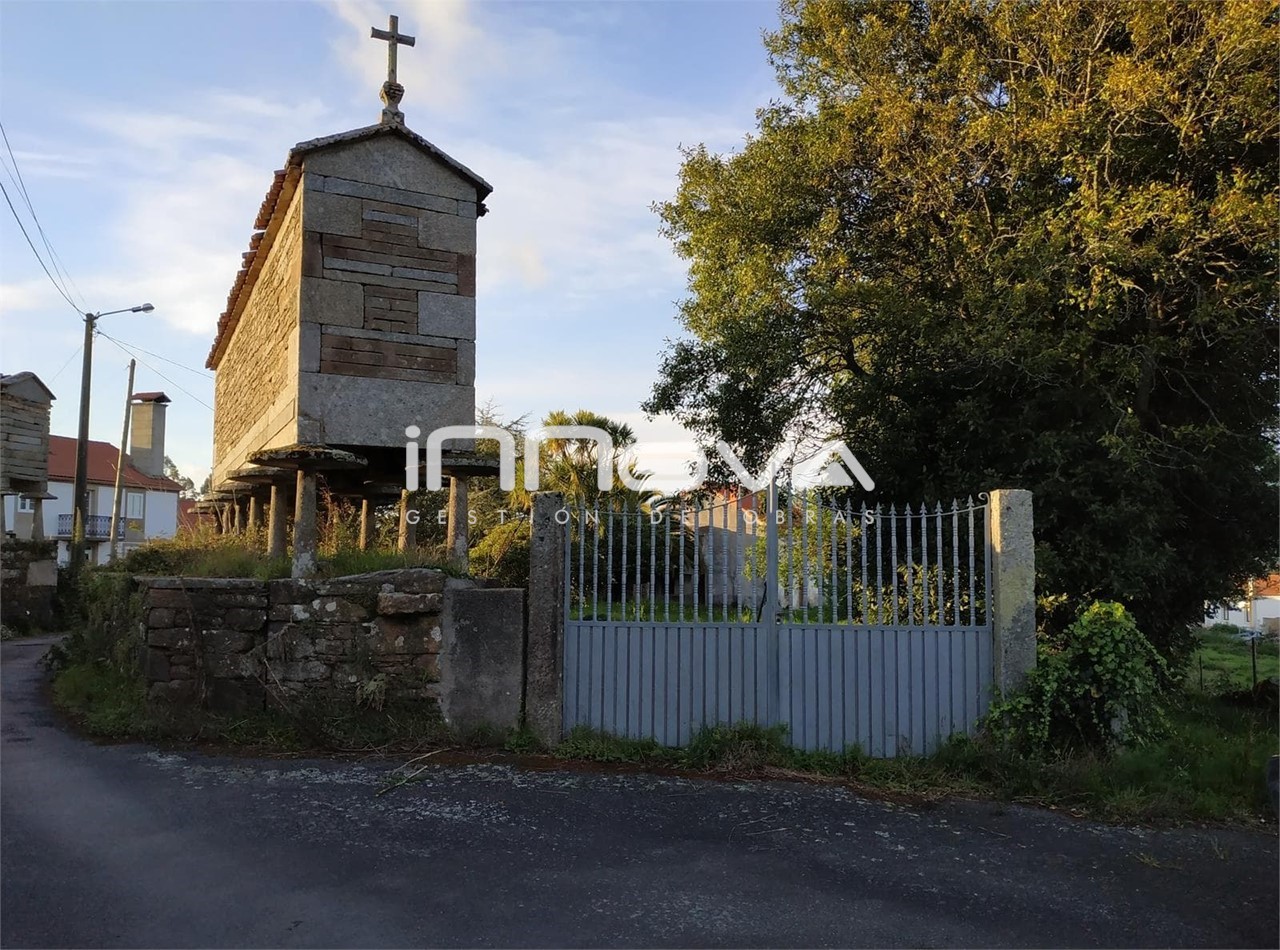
[565,623,771,744]
[774,625,992,756]
[565,622,992,756]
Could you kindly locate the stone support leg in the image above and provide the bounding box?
[267,483,288,559]
[293,470,319,578]
[397,489,416,553]
[446,476,469,571]
[359,498,374,551]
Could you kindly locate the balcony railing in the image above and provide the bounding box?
[55,514,125,540]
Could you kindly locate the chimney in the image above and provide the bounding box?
[129,392,170,478]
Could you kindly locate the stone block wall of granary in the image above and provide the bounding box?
[137,569,523,733]
[295,135,477,449]
[211,185,304,487]
[0,376,52,493]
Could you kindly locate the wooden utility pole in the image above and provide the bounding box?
[107,359,136,562]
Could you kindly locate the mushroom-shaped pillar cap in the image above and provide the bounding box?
[227,464,288,487]
[364,480,408,500]
[434,452,503,479]
[248,444,368,472]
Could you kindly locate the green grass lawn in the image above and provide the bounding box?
[1188,624,1279,692]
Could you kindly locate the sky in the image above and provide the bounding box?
[0,0,781,489]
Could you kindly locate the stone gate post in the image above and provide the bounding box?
[525,492,565,746]
[989,488,1037,694]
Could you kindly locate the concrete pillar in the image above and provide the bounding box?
[526,492,566,746]
[397,489,416,553]
[26,497,45,541]
[990,488,1036,695]
[359,498,374,551]
[292,470,318,578]
[247,495,263,534]
[446,476,469,571]
[267,483,288,558]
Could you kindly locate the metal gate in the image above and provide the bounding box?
[561,487,993,756]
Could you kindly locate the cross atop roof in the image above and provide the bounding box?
[371,14,416,125]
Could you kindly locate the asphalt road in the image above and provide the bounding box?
[2,636,1277,949]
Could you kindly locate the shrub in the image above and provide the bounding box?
[1206,622,1243,637]
[682,722,791,771]
[63,571,144,671]
[469,519,530,588]
[987,601,1168,755]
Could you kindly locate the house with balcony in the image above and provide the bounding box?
[1,391,183,565]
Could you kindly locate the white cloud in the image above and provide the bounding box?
[326,0,569,119]
[6,147,97,181]
[3,92,338,337]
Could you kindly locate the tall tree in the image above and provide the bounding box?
[163,456,196,499]
[646,0,1278,654]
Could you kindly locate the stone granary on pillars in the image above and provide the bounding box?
[0,372,56,540]
[204,15,494,577]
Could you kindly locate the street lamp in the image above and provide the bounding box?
[68,303,155,574]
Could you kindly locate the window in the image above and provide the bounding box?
[126,491,144,519]
[16,496,34,512]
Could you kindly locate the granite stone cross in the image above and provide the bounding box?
[371,14,415,86]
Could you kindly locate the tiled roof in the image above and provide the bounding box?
[1252,574,1280,597]
[205,122,492,370]
[47,435,183,492]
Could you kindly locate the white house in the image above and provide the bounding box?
[1206,575,1280,634]
[1,392,184,566]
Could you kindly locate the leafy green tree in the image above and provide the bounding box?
[645,0,1278,656]
[163,456,196,498]
[471,409,654,590]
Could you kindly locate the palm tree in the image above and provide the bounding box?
[536,409,636,502]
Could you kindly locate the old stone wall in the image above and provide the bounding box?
[211,184,304,486]
[138,568,523,733]
[0,538,57,631]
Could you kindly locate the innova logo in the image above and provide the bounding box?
[404,426,874,495]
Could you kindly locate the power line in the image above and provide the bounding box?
[97,331,214,412]
[98,336,214,379]
[0,121,85,311]
[48,344,83,385]
[0,178,82,316]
